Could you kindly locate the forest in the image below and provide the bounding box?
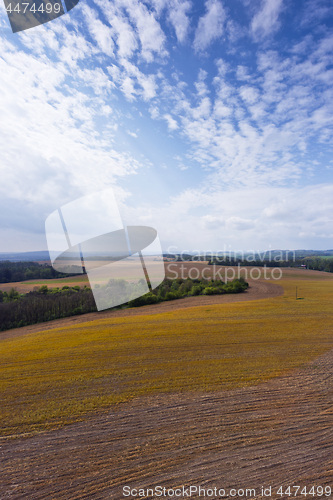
[208,256,333,272]
[0,261,81,283]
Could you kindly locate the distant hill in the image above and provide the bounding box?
[0,251,50,262]
[241,250,333,261]
[1,249,333,263]
[164,250,333,261]
[267,250,333,259]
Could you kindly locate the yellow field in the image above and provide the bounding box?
[1,271,333,438]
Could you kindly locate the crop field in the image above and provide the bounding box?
[1,268,333,439]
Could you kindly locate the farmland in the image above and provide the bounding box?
[0,259,325,294]
[0,267,332,438]
[1,266,333,499]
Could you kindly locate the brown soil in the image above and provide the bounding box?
[0,280,283,341]
[1,339,333,499]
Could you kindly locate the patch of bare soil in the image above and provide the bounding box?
[0,280,283,341]
[1,340,333,499]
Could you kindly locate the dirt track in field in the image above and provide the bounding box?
[0,279,283,341]
[2,337,333,499]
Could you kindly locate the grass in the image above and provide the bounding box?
[1,273,333,438]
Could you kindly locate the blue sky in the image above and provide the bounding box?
[0,0,333,253]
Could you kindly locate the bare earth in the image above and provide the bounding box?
[1,338,333,499]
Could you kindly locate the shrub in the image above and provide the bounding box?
[143,293,160,305]
[223,278,248,294]
[165,291,179,301]
[128,293,160,307]
[7,288,20,300]
[202,287,219,295]
[128,297,144,307]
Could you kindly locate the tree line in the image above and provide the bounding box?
[208,256,333,272]
[208,258,295,267]
[304,257,333,273]
[128,276,248,307]
[0,286,96,331]
[0,261,81,283]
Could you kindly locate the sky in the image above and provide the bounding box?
[0,0,333,254]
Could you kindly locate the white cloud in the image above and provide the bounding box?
[236,65,252,81]
[107,59,157,101]
[122,0,168,62]
[0,33,144,233]
[149,105,160,119]
[82,4,115,57]
[107,63,121,82]
[126,130,138,137]
[201,215,225,230]
[120,75,136,100]
[195,69,209,96]
[77,67,114,95]
[290,35,313,55]
[93,0,138,58]
[144,184,333,251]
[191,97,211,120]
[151,35,333,192]
[174,155,189,170]
[251,0,284,40]
[213,100,232,118]
[226,19,245,43]
[168,0,192,43]
[1,0,333,253]
[148,0,168,15]
[226,217,256,231]
[239,86,260,105]
[193,0,226,52]
[299,0,333,28]
[164,113,179,130]
[52,23,94,68]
